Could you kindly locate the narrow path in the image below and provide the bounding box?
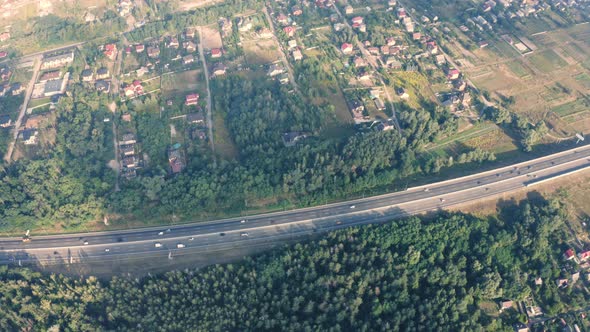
[197,27,215,152]
[3,56,42,163]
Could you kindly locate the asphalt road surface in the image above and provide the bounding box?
[2,144,590,265]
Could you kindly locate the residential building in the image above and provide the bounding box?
[565,248,575,260]
[167,37,179,49]
[185,93,199,106]
[292,49,303,61]
[277,13,289,25]
[39,70,61,83]
[135,44,145,53]
[43,73,69,97]
[184,41,197,52]
[96,67,109,80]
[211,48,222,58]
[292,6,303,16]
[10,83,24,95]
[351,16,364,25]
[119,133,137,145]
[120,145,135,156]
[579,250,590,262]
[20,129,38,145]
[374,97,386,110]
[183,54,195,65]
[212,63,227,77]
[268,64,284,77]
[447,68,460,80]
[95,80,110,93]
[282,132,306,147]
[341,43,353,55]
[344,5,353,14]
[185,28,196,39]
[41,51,75,70]
[0,32,10,42]
[0,51,7,58]
[283,26,296,37]
[147,46,160,58]
[187,112,205,123]
[81,69,93,82]
[0,114,12,128]
[104,44,117,59]
[122,156,138,169]
[353,57,367,68]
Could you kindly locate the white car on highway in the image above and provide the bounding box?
[177,243,185,248]
[154,242,162,248]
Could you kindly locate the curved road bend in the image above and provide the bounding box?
[2,144,590,263]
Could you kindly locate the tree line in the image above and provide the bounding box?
[0,198,585,331]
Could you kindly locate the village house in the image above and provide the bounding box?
[374,97,386,110]
[374,119,396,132]
[96,67,109,80]
[277,13,289,25]
[396,87,409,99]
[43,74,69,97]
[212,63,227,77]
[95,80,110,93]
[123,80,143,97]
[122,156,138,169]
[349,100,364,113]
[283,26,296,37]
[236,17,252,32]
[191,129,206,140]
[435,54,446,65]
[354,57,367,68]
[292,49,303,61]
[119,133,137,145]
[147,46,160,58]
[292,6,303,16]
[10,83,24,95]
[268,64,285,77]
[564,248,575,260]
[0,115,12,128]
[41,51,75,70]
[426,41,439,54]
[183,55,195,65]
[185,28,196,39]
[211,48,222,58]
[0,51,7,59]
[351,16,364,25]
[278,73,289,84]
[185,93,199,106]
[184,41,197,53]
[288,40,298,49]
[81,69,93,82]
[454,80,467,92]
[125,46,132,54]
[578,250,590,262]
[368,47,380,55]
[344,5,353,14]
[168,148,185,174]
[499,300,513,311]
[167,37,180,49]
[103,44,117,59]
[135,44,145,53]
[257,28,273,39]
[447,68,460,80]
[386,37,396,46]
[20,129,38,145]
[0,32,10,42]
[282,132,307,147]
[120,144,135,156]
[39,70,61,83]
[341,43,353,55]
[187,112,205,124]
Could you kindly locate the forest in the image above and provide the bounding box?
[0,198,587,331]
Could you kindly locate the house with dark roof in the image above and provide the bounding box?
[95,80,110,93]
[20,128,38,145]
[81,69,93,82]
[282,132,307,147]
[10,83,24,95]
[96,67,109,80]
[187,112,205,123]
[0,114,12,128]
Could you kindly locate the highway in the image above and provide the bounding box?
[1,144,590,265]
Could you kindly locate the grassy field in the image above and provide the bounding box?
[528,49,568,73]
[242,39,281,66]
[506,60,531,78]
[161,69,206,93]
[552,99,589,117]
[574,72,590,90]
[212,112,239,160]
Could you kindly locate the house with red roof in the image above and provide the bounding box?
[565,248,575,260]
[277,13,289,25]
[578,250,590,262]
[426,41,439,54]
[283,26,296,37]
[341,43,353,55]
[292,6,302,16]
[446,68,460,80]
[211,48,222,58]
[135,44,145,53]
[185,93,199,106]
[125,46,132,54]
[0,51,7,58]
[0,32,10,42]
[351,16,364,25]
[104,43,118,59]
